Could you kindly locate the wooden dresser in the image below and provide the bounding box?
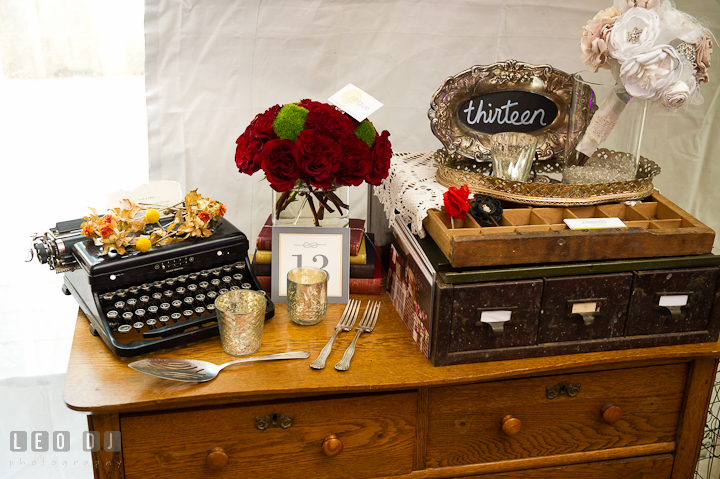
[64,293,720,479]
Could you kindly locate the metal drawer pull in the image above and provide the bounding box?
[568,299,604,327]
[656,293,690,322]
[476,309,513,335]
[546,381,580,399]
[322,434,343,456]
[255,412,294,430]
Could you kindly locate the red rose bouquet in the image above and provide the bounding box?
[235,99,392,226]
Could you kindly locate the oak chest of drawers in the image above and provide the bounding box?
[64,294,720,479]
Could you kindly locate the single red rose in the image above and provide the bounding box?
[335,134,372,186]
[235,130,265,175]
[249,104,280,139]
[294,130,342,190]
[365,130,392,185]
[260,139,301,191]
[305,102,356,138]
[443,185,471,220]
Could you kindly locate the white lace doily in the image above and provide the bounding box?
[373,151,445,238]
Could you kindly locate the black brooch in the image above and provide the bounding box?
[469,196,503,225]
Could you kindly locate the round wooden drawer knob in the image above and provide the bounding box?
[602,402,623,425]
[206,447,228,469]
[501,415,522,435]
[322,434,343,456]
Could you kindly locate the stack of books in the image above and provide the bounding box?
[251,215,382,294]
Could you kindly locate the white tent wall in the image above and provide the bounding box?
[144,0,720,253]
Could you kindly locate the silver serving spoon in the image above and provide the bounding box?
[128,351,310,382]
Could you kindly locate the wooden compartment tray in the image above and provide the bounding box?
[423,191,715,268]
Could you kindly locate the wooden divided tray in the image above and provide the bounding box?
[423,191,715,268]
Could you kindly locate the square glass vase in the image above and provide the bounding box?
[272,185,350,228]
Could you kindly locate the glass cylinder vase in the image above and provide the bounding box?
[564,69,649,185]
[272,184,350,228]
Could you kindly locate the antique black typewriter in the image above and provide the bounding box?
[32,217,274,356]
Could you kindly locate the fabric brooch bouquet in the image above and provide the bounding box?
[574,0,713,162]
[443,185,503,228]
[235,99,392,226]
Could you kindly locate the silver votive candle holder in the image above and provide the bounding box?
[490,132,538,182]
[287,267,328,326]
[214,290,266,356]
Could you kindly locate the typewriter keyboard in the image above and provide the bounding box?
[97,261,260,344]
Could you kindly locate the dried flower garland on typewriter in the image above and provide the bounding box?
[234,99,393,226]
[574,0,714,161]
[80,190,227,256]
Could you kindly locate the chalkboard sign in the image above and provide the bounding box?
[458,91,559,135]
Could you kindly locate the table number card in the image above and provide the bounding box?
[271,226,350,304]
[328,83,383,122]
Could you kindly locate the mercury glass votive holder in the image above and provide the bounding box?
[287,267,328,326]
[214,290,267,356]
[490,132,538,182]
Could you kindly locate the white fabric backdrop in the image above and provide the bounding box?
[144,0,720,253]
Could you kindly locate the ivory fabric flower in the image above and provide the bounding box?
[619,45,683,100]
[694,31,713,84]
[661,81,691,110]
[607,7,661,62]
[580,6,621,72]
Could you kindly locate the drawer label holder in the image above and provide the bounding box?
[546,381,581,399]
[255,412,295,430]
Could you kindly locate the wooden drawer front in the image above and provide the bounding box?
[539,273,633,343]
[425,364,687,467]
[121,392,416,479]
[464,454,673,478]
[627,267,719,336]
[451,279,543,352]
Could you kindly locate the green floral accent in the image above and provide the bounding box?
[354,120,376,147]
[272,104,309,141]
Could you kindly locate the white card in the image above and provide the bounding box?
[571,302,598,314]
[106,180,183,216]
[480,310,512,323]
[328,83,383,122]
[564,217,627,230]
[659,294,689,307]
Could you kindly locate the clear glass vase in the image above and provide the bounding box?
[272,184,350,228]
[564,69,649,185]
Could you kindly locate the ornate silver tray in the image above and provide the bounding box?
[428,60,574,161]
[434,149,661,206]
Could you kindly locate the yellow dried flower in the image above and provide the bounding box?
[135,237,152,253]
[145,209,160,224]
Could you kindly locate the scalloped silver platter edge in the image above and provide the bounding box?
[428,59,574,162]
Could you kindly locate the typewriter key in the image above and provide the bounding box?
[114,301,126,312]
[230,286,240,291]
[194,306,206,316]
[148,305,159,316]
[171,300,183,311]
[152,292,163,303]
[141,283,152,292]
[183,309,194,319]
[102,292,115,303]
[183,296,194,306]
[241,283,252,289]
[135,309,146,319]
[133,321,144,331]
[139,295,151,306]
[115,289,128,299]
[219,288,229,295]
[200,270,210,278]
[188,272,199,280]
[210,278,221,289]
[160,302,171,313]
[222,265,233,273]
[129,286,140,295]
[195,294,206,304]
[117,324,132,333]
[170,312,181,322]
[165,278,176,287]
[206,291,218,301]
[107,310,119,325]
[153,280,165,290]
[146,318,157,328]
[126,298,138,310]
[163,290,174,300]
[159,315,170,324]
[233,273,243,282]
[199,281,209,290]
[122,311,134,323]
[176,286,186,296]
[178,275,189,283]
[211,268,222,276]
[222,275,232,285]
[234,261,246,270]
[187,284,197,293]
[206,303,216,312]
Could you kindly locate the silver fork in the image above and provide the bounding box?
[309,299,361,369]
[334,301,381,371]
